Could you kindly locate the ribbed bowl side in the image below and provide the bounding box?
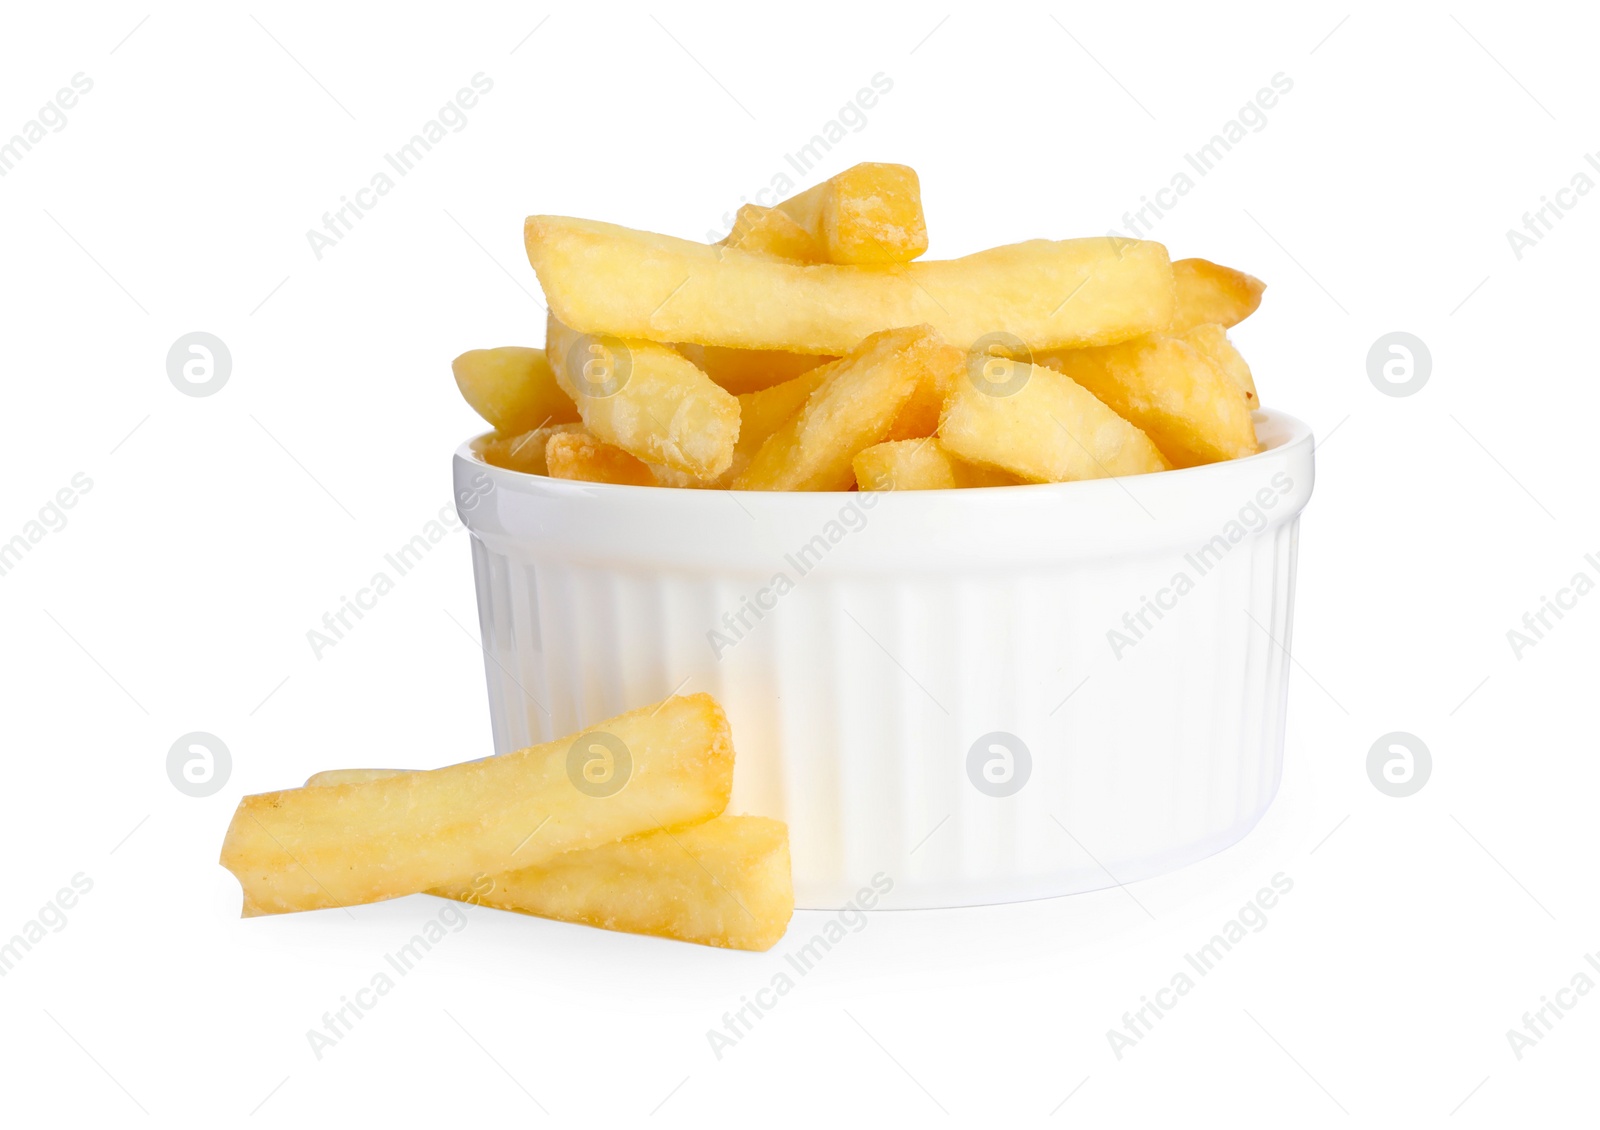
[468,512,1301,909]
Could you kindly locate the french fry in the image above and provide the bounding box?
[525,216,1174,355]
[883,346,959,441]
[854,439,957,490]
[1037,333,1257,467]
[471,423,585,475]
[719,203,824,262]
[676,343,835,395]
[939,362,1169,483]
[1182,323,1258,407]
[304,768,794,952]
[1169,258,1265,332]
[545,314,740,479]
[218,694,735,915]
[452,347,580,432]
[852,438,1019,491]
[622,367,837,489]
[303,768,434,786]
[437,814,792,951]
[655,364,834,488]
[734,326,961,491]
[545,431,658,486]
[736,363,835,457]
[772,162,928,265]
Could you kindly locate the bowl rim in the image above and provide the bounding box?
[456,408,1313,502]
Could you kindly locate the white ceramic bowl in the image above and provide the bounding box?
[455,410,1314,909]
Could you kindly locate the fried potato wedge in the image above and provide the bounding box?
[676,343,834,395]
[452,347,581,432]
[735,326,960,491]
[1037,332,1257,467]
[219,694,735,915]
[545,315,739,479]
[545,431,657,486]
[1169,259,1265,333]
[852,438,1020,491]
[525,216,1173,355]
[471,423,585,475]
[774,162,928,265]
[719,203,824,262]
[940,362,1169,483]
[304,767,794,952]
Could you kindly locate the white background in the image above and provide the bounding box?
[2,1,1595,1125]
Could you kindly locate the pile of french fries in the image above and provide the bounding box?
[453,162,1268,490]
[218,695,795,951]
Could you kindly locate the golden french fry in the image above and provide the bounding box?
[645,462,737,489]
[939,361,1168,483]
[773,162,928,265]
[854,439,957,490]
[1037,333,1257,467]
[719,204,824,262]
[303,768,794,952]
[1183,323,1258,408]
[544,431,657,486]
[676,343,835,395]
[616,367,837,490]
[452,347,581,432]
[1169,259,1265,332]
[544,315,739,479]
[852,438,1020,491]
[444,814,791,951]
[657,364,834,488]
[734,325,961,491]
[736,364,835,457]
[883,345,959,441]
[471,423,585,475]
[525,216,1174,355]
[219,694,735,915]
[304,769,420,786]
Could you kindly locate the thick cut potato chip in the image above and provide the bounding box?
[219,695,734,915]
[545,431,657,486]
[1169,259,1265,332]
[545,315,739,479]
[452,347,581,432]
[525,216,1174,355]
[1182,323,1258,407]
[1037,333,1257,467]
[940,362,1169,483]
[472,423,585,475]
[773,162,928,265]
[304,768,794,952]
[852,438,1019,491]
[676,343,834,395]
[735,326,961,491]
[719,203,824,262]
